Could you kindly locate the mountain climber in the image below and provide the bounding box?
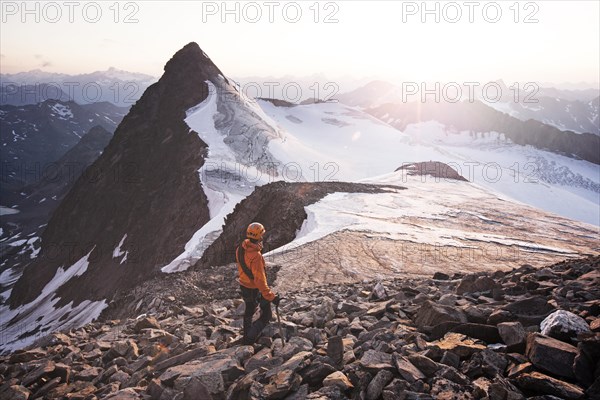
[236,222,281,344]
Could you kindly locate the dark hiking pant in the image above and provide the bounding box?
[240,285,272,345]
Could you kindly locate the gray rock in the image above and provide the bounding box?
[366,370,394,400]
[312,299,335,328]
[540,310,591,342]
[372,282,388,300]
[498,321,526,346]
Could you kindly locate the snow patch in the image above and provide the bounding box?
[0,247,107,354]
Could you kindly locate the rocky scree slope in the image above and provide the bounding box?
[1,256,599,399]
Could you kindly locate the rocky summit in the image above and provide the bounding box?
[0,255,598,399]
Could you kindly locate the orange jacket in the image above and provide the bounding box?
[236,239,276,301]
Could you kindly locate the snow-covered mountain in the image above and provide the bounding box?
[1,43,598,354]
[0,68,156,107]
[338,80,600,135]
[259,99,599,226]
[483,94,599,135]
[0,125,113,279]
[0,100,127,197]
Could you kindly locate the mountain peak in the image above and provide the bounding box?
[163,42,225,82]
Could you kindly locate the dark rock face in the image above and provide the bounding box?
[196,182,404,268]
[9,42,218,309]
[395,162,468,182]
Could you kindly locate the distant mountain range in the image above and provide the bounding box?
[0,67,156,107]
[336,80,600,136]
[0,100,127,192]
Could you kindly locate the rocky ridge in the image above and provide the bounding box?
[1,256,599,399]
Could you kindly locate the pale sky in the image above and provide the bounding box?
[1,0,599,85]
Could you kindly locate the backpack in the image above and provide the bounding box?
[237,245,255,281]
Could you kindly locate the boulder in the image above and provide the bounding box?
[322,371,353,391]
[498,321,526,346]
[104,388,142,399]
[573,334,600,388]
[526,333,577,379]
[487,376,525,400]
[21,360,55,386]
[159,346,252,395]
[134,316,161,332]
[300,361,337,386]
[262,369,302,399]
[75,367,103,381]
[462,349,508,379]
[244,348,283,373]
[359,350,393,371]
[431,332,486,359]
[326,336,344,368]
[516,372,584,399]
[265,351,313,379]
[367,370,394,400]
[540,310,591,342]
[182,376,212,400]
[456,275,500,295]
[502,296,556,325]
[407,354,442,377]
[451,323,501,344]
[393,354,425,382]
[372,281,388,300]
[433,272,450,280]
[312,300,335,328]
[1,385,31,400]
[414,301,467,330]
